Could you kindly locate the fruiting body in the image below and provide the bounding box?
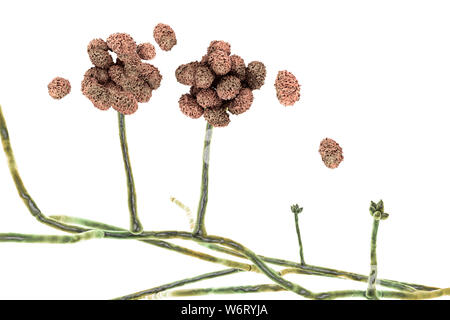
[228,88,253,115]
[48,77,71,100]
[275,70,300,106]
[81,33,163,115]
[179,94,204,119]
[246,61,266,90]
[196,89,222,108]
[208,50,232,75]
[175,40,266,127]
[153,23,177,51]
[319,138,344,169]
[216,75,241,100]
[137,43,156,60]
[203,107,230,127]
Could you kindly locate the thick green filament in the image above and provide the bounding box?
[115,268,241,300]
[366,218,380,299]
[294,213,306,265]
[1,105,447,299]
[50,214,440,294]
[0,106,87,234]
[118,112,143,234]
[193,122,213,236]
[0,230,104,243]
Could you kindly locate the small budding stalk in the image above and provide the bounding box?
[366,200,389,300]
[291,204,306,266]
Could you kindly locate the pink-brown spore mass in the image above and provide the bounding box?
[230,55,246,80]
[179,94,204,119]
[48,77,71,100]
[175,62,199,86]
[203,107,230,127]
[175,40,266,127]
[194,65,215,89]
[153,23,177,51]
[227,88,253,115]
[216,75,241,100]
[81,33,162,115]
[207,40,231,55]
[196,89,222,108]
[246,61,266,90]
[137,43,156,60]
[275,70,300,106]
[319,138,344,169]
[106,33,137,55]
[208,50,232,75]
[87,39,114,69]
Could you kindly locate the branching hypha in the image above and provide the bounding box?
[0,31,449,300]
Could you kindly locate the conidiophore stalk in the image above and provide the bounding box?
[366,200,389,300]
[291,204,306,265]
[118,112,143,234]
[193,122,213,236]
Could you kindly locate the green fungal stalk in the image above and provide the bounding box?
[1,103,450,300]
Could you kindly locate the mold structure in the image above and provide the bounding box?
[153,23,177,51]
[319,138,344,169]
[48,77,71,100]
[275,70,301,106]
[81,33,162,115]
[175,40,266,127]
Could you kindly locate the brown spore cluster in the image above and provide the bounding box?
[319,138,344,169]
[175,40,266,127]
[275,70,300,106]
[48,77,71,99]
[153,23,177,51]
[81,33,162,115]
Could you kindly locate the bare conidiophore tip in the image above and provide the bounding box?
[275,70,301,106]
[153,23,177,51]
[48,77,71,100]
[319,138,344,169]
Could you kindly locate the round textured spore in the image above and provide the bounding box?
[87,39,113,69]
[137,43,156,60]
[48,77,71,100]
[230,55,246,80]
[246,61,266,90]
[208,50,231,75]
[275,70,300,106]
[203,107,230,127]
[110,90,139,115]
[207,40,231,55]
[228,88,253,115]
[106,33,137,55]
[196,89,222,108]
[153,23,177,51]
[81,77,111,110]
[175,62,199,86]
[319,138,344,169]
[216,75,241,100]
[179,94,204,119]
[194,65,215,89]
[84,67,110,84]
[139,63,162,89]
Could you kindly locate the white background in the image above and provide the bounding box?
[0,0,449,299]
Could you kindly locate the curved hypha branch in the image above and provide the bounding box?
[193,122,213,236]
[118,112,143,234]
